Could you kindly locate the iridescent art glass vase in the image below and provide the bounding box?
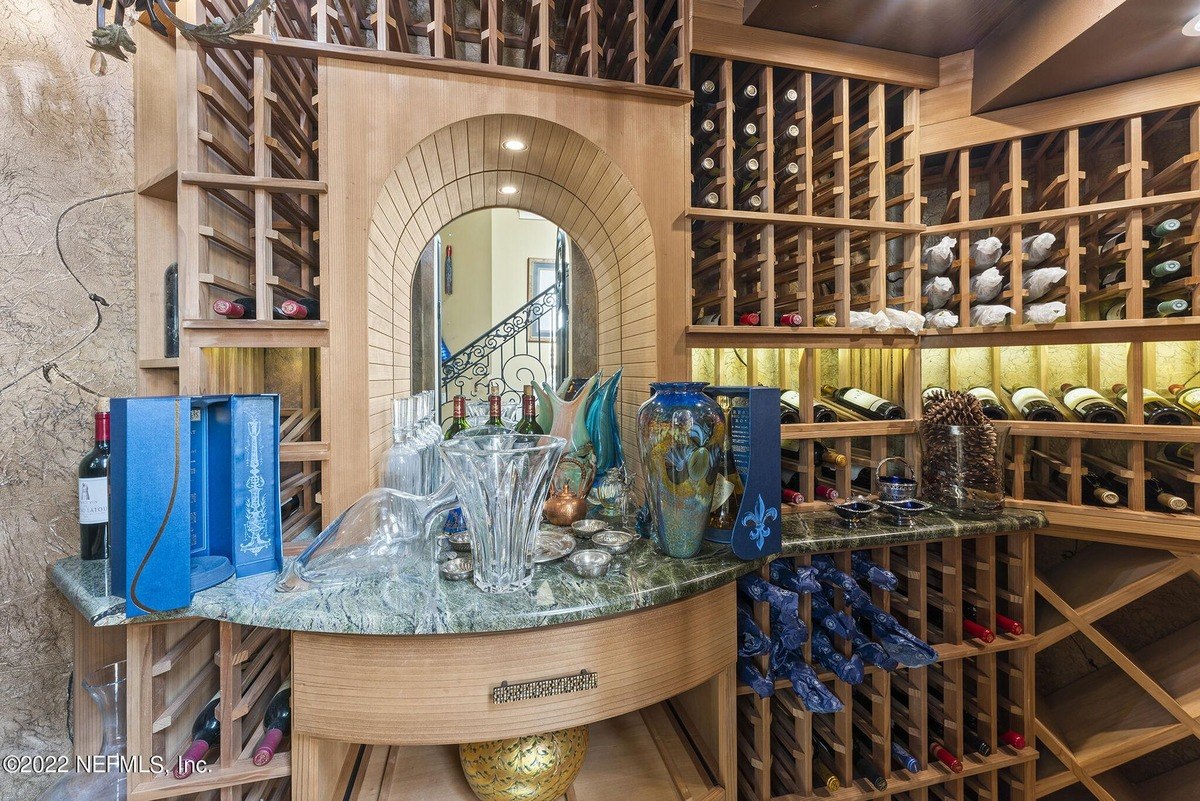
[636,382,723,559]
[440,433,566,593]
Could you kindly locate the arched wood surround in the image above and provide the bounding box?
[320,60,690,513]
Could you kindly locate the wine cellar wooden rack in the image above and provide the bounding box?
[738,534,1038,801]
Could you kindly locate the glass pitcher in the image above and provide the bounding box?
[37,661,126,801]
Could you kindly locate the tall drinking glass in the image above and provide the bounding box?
[439,433,565,593]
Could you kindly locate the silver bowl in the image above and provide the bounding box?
[448,531,472,552]
[831,498,880,529]
[570,519,608,539]
[567,549,612,578]
[879,498,933,527]
[440,556,473,581]
[534,529,576,563]
[592,529,637,554]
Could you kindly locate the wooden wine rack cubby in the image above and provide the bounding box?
[738,533,1037,801]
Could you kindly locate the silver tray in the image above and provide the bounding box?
[534,530,577,564]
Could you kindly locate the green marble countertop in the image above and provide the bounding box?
[50,508,1045,636]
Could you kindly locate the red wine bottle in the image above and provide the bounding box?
[782,487,805,504]
[279,298,319,319]
[1000,730,1027,749]
[174,694,220,779]
[965,602,1023,636]
[822,384,906,420]
[814,483,840,501]
[737,312,762,325]
[79,398,111,561]
[777,312,804,326]
[929,605,995,642]
[930,740,963,773]
[252,681,291,766]
[213,297,256,319]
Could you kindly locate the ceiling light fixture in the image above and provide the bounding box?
[499,185,520,195]
[1185,11,1200,36]
[502,139,528,151]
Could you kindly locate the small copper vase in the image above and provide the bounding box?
[543,486,587,526]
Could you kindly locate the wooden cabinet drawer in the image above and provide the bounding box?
[291,583,735,744]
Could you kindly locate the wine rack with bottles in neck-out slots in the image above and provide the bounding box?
[737,534,1037,801]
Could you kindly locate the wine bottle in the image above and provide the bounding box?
[814,483,840,501]
[741,193,764,211]
[737,122,760,146]
[891,735,921,773]
[694,78,719,107]
[1162,442,1195,467]
[1060,383,1125,423]
[737,312,761,325]
[821,464,873,493]
[964,602,1023,636]
[1051,471,1120,506]
[928,605,995,642]
[813,402,839,422]
[733,83,758,107]
[213,297,257,319]
[776,162,800,182]
[958,711,993,756]
[811,735,845,792]
[1148,259,1184,283]
[1000,730,1027,749]
[779,87,799,104]
[737,656,775,698]
[966,386,1011,420]
[79,397,111,561]
[776,123,801,143]
[1168,383,1200,420]
[709,398,745,530]
[514,385,544,434]
[174,694,220,779]
[930,740,963,773]
[813,312,838,327]
[814,441,848,468]
[1103,298,1191,319]
[821,384,906,420]
[486,381,504,427]
[1006,385,1065,422]
[737,602,770,658]
[252,681,291,766]
[695,118,717,138]
[279,298,318,320]
[782,487,805,504]
[1097,470,1189,512]
[1100,219,1182,260]
[777,312,803,326]
[696,156,720,180]
[164,262,179,358]
[853,746,887,791]
[734,155,760,181]
[445,395,470,439]
[1111,384,1192,425]
[700,191,720,207]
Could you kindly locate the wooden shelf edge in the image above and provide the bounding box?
[686,325,920,349]
[999,421,1200,443]
[138,357,180,370]
[280,441,330,462]
[128,753,291,801]
[1019,504,1200,549]
[180,172,327,195]
[182,319,330,349]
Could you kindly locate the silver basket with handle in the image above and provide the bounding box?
[875,456,918,503]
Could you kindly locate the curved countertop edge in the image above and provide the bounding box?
[51,508,1047,636]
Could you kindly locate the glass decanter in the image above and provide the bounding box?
[37,661,127,801]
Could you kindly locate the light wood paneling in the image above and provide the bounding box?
[323,63,690,513]
[291,584,735,745]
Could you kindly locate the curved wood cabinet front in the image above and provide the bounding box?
[290,583,735,745]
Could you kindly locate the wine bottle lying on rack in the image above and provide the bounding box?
[965,602,1023,635]
[967,386,1011,420]
[809,735,842,792]
[174,694,220,779]
[1168,383,1200,420]
[770,639,843,713]
[1100,218,1181,254]
[1162,442,1196,467]
[252,681,292,765]
[1005,385,1065,422]
[928,604,995,643]
[1097,470,1189,512]
[1099,258,1184,288]
[1111,383,1192,425]
[1051,471,1120,506]
[279,298,318,320]
[739,574,806,649]
[776,161,800,182]
[821,384,906,420]
[814,440,847,468]
[1060,383,1125,423]
[214,297,280,320]
[891,686,963,772]
[694,78,720,108]
[1102,297,1190,319]
[851,737,887,791]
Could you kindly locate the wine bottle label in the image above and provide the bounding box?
[968,386,1001,404]
[710,475,736,511]
[1011,387,1050,410]
[79,477,109,524]
[1104,301,1125,320]
[840,387,889,411]
[1063,387,1105,410]
[1179,388,1200,411]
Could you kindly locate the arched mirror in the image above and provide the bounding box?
[409,208,600,418]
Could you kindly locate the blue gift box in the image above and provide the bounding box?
[110,397,193,617]
[704,386,783,560]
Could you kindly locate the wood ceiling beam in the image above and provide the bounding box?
[971,0,1128,112]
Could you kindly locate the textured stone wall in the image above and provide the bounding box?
[0,2,135,797]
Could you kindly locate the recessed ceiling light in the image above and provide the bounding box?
[1185,11,1200,36]
[499,185,519,195]
[502,139,527,151]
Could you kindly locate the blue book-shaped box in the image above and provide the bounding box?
[704,386,783,560]
[110,397,193,618]
[202,394,283,578]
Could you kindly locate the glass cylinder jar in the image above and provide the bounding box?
[919,424,1007,517]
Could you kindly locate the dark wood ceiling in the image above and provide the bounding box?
[741,0,1026,58]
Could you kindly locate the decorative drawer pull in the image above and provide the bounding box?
[492,670,598,704]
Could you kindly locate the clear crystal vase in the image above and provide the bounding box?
[37,661,126,801]
[439,433,566,593]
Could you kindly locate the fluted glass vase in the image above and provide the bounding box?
[37,661,126,801]
[439,433,566,593]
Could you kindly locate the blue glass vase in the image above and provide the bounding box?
[636,382,724,558]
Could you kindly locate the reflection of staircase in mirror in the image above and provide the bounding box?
[440,283,566,409]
